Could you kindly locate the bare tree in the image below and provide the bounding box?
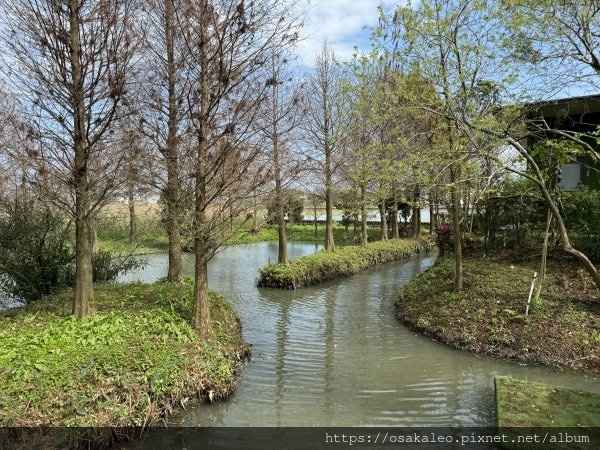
[180,0,304,333]
[137,0,192,281]
[255,50,305,263]
[0,0,137,318]
[304,42,349,252]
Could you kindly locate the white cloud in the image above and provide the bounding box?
[295,0,402,66]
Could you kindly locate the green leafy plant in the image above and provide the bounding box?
[0,199,145,304]
[0,199,74,302]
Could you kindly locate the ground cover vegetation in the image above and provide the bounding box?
[258,238,431,289]
[495,376,600,450]
[0,279,248,447]
[495,376,600,429]
[397,252,599,374]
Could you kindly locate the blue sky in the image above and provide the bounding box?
[296,0,402,66]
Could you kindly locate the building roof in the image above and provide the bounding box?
[527,93,600,118]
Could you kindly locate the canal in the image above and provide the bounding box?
[118,241,599,429]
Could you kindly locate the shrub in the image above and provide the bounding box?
[0,199,143,304]
[0,199,74,303]
[562,187,600,262]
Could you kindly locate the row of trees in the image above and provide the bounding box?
[1,0,599,334]
[0,0,308,334]
[368,0,600,290]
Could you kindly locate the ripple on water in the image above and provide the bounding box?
[118,244,598,429]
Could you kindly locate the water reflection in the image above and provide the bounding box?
[119,242,599,428]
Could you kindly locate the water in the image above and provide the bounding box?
[119,242,599,428]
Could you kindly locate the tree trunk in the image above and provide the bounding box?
[429,194,435,234]
[164,0,182,282]
[193,132,211,333]
[313,202,318,241]
[90,210,99,254]
[165,172,182,282]
[324,78,335,252]
[411,185,421,238]
[193,250,210,334]
[272,55,287,264]
[277,209,288,263]
[412,205,421,238]
[451,166,463,291]
[73,175,95,319]
[275,174,287,264]
[360,181,367,248]
[535,209,552,301]
[128,188,137,246]
[379,197,388,241]
[193,8,211,334]
[434,189,440,231]
[325,158,335,252]
[70,0,94,319]
[392,188,399,239]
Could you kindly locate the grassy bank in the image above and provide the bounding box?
[495,376,600,449]
[495,376,600,428]
[257,238,431,289]
[97,200,385,253]
[396,256,600,374]
[215,223,384,247]
[0,280,249,448]
[97,202,168,255]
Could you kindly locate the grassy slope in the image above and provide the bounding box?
[396,256,600,374]
[496,376,600,428]
[0,280,248,446]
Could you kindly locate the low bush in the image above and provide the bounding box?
[0,199,73,302]
[0,199,143,304]
[257,238,431,289]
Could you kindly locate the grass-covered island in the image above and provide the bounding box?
[0,280,249,448]
[396,256,599,374]
[257,238,431,289]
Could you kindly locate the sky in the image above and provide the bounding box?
[295,0,402,66]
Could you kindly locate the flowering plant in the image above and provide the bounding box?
[435,224,453,254]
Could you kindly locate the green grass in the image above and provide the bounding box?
[226,223,383,247]
[495,376,600,450]
[257,238,431,289]
[97,216,168,255]
[98,205,384,254]
[0,280,248,446]
[396,256,600,373]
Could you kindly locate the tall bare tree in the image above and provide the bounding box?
[137,0,192,281]
[304,42,349,252]
[180,0,304,333]
[0,0,137,318]
[255,50,305,263]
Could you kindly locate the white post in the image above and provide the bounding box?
[525,272,538,316]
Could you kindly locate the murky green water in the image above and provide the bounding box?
[119,242,599,428]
